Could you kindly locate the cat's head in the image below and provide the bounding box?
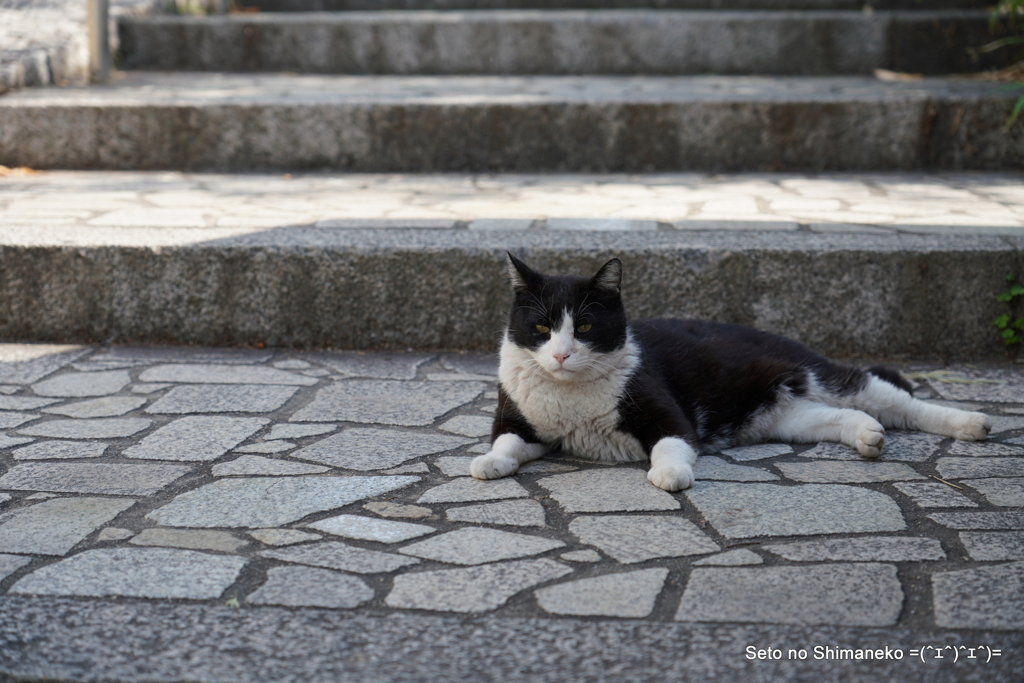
[504,253,629,381]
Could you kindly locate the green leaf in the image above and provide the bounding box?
[1008,274,1017,282]
[1011,285,1024,296]
[1015,318,1024,330]
[1002,328,1018,339]
[996,314,1011,327]
[998,292,1015,302]
[1006,95,1024,131]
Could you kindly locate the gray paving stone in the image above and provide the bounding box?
[10,441,108,460]
[963,478,1024,507]
[519,460,578,474]
[426,373,497,382]
[0,396,59,410]
[569,515,718,564]
[548,218,658,232]
[248,528,321,546]
[0,434,33,449]
[933,371,1024,403]
[928,512,1024,530]
[294,428,472,470]
[274,360,311,370]
[0,553,32,581]
[138,364,318,386]
[123,416,267,461]
[445,500,547,527]
[676,564,903,627]
[0,412,39,429]
[693,549,763,566]
[129,528,248,553]
[537,469,680,513]
[959,531,1024,561]
[685,482,906,538]
[41,396,147,418]
[948,441,1024,456]
[795,442,862,460]
[0,497,135,555]
[147,475,420,528]
[775,460,924,483]
[9,547,247,599]
[535,568,668,618]
[307,514,435,543]
[233,440,296,454]
[933,562,1024,629]
[90,347,275,366]
[380,462,431,474]
[560,549,601,563]
[988,415,1024,434]
[131,383,171,394]
[385,558,572,613]
[418,477,529,504]
[212,455,329,477]
[31,370,131,397]
[247,567,374,609]
[0,345,89,384]
[145,384,299,414]
[0,494,9,507]
[892,481,979,508]
[720,443,792,461]
[435,456,474,477]
[290,380,486,426]
[467,442,491,454]
[440,354,499,378]
[694,456,778,481]
[314,353,433,381]
[764,536,945,562]
[800,432,944,462]
[936,457,1024,479]
[267,423,335,440]
[260,541,420,574]
[363,501,433,519]
[438,416,492,438]
[17,418,152,440]
[0,462,190,496]
[0,387,15,394]
[95,527,134,542]
[399,527,564,565]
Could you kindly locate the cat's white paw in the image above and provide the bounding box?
[647,463,695,492]
[855,423,885,459]
[470,453,519,480]
[950,412,991,441]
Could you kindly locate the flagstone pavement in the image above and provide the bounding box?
[0,343,1022,681]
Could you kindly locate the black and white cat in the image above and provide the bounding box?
[471,254,991,492]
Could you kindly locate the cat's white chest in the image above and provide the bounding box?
[498,337,645,462]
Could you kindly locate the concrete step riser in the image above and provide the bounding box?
[3,83,1020,172]
[247,0,989,10]
[118,12,1012,76]
[0,233,1019,360]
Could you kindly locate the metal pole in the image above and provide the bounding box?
[88,0,110,83]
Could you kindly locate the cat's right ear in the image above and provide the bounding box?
[507,253,542,293]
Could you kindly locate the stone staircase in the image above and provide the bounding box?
[0,1,1021,357]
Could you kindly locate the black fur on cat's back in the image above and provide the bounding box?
[618,318,911,453]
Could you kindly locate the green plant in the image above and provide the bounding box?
[984,1,1024,129]
[995,273,1024,351]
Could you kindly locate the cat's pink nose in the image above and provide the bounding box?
[553,353,570,365]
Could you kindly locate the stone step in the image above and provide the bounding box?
[0,171,1021,360]
[118,11,1012,76]
[1,72,1020,173]
[245,0,989,11]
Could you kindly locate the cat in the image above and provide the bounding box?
[470,254,992,492]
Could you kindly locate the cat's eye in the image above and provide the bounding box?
[535,324,550,334]
[578,324,593,333]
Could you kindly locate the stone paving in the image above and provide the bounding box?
[0,341,1022,647]
[1,171,1023,240]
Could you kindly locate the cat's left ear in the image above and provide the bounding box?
[590,258,622,294]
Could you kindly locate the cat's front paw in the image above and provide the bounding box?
[647,463,694,492]
[470,453,519,480]
[855,423,885,459]
[950,412,990,441]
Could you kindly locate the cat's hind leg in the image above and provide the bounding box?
[471,433,550,480]
[848,373,990,441]
[760,399,886,458]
